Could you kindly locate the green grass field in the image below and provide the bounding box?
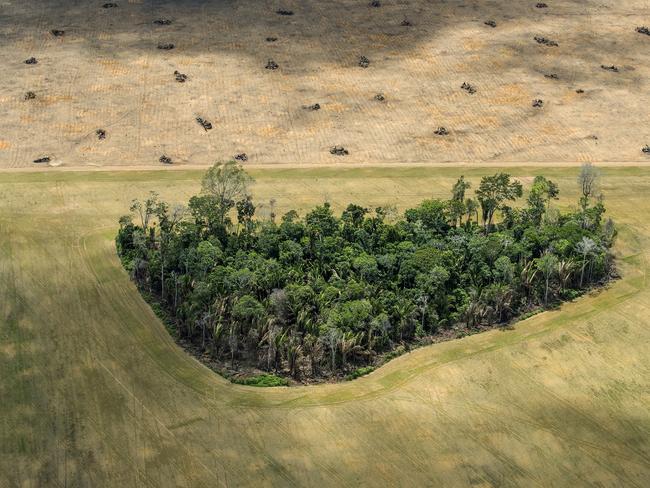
[1,166,649,486]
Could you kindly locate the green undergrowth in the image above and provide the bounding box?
[231,374,290,387]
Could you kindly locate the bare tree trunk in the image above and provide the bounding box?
[545,276,549,305]
[174,274,178,310]
[161,257,164,298]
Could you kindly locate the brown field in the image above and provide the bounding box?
[0,0,649,169]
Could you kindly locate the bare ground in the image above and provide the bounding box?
[0,0,649,169]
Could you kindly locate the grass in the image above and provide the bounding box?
[345,366,376,381]
[231,374,290,388]
[1,165,649,486]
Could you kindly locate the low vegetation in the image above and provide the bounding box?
[116,163,616,382]
[231,373,289,387]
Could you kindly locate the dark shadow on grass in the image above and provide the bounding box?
[1,0,645,87]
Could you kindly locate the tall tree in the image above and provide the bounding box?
[130,191,162,233]
[536,252,559,305]
[200,161,254,226]
[576,237,599,287]
[527,176,559,224]
[451,175,471,202]
[475,173,523,232]
[578,163,600,210]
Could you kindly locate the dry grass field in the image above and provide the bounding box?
[1,0,649,168]
[1,166,650,486]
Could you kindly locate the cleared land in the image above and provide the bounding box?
[1,166,649,486]
[1,0,650,168]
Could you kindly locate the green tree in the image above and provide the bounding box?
[527,176,559,224]
[536,252,559,305]
[452,175,471,202]
[232,295,265,333]
[576,237,599,287]
[200,161,254,227]
[475,173,523,232]
[116,165,616,382]
[449,176,471,226]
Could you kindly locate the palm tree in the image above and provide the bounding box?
[536,252,559,306]
[519,261,538,304]
[260,318,284,372]
[228,322,238,368]
[273,330,288,372]
[285,335,303,378]
[556,259,576,294]
[339,332,360,370]
[302,334,323,376]
[395,300,417,341]
[296,309,315,335]
[576,237,598,287]
[325,328,341,372]
[464,288,485,327]
[211,321,224,358]
[490,284,513,322]
[465,198,478,225]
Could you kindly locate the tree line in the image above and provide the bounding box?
[116,163,616,381]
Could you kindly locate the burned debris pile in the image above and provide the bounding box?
[461,82,476,94]
[534,36,558,47]
[196,117,213,131]
[330,146,349,156]
[174,70,188,82]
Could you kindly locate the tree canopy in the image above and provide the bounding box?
[116,163,616,382]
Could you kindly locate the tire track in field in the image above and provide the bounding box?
[71,184,648,420]
[507,353,650,472]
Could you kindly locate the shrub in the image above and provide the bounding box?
[345,366,376,381]
[231,374,289,387]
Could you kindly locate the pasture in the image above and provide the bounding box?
[1,165,649,486]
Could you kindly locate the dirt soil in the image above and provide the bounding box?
[0,0,649,169]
